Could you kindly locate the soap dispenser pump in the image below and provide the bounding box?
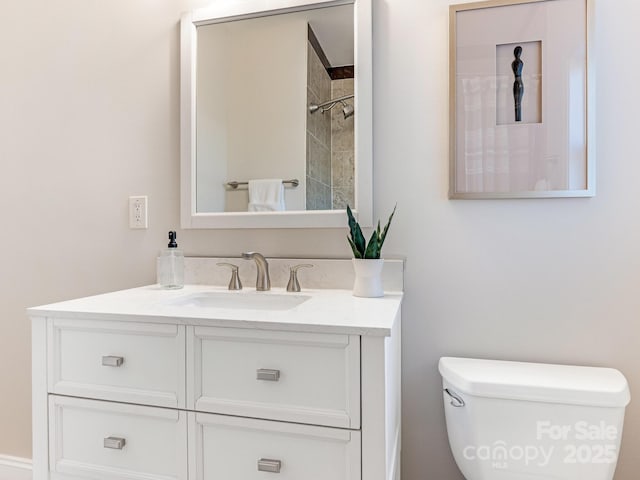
[157,231,184,289]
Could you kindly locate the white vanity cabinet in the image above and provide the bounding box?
[29,286,402,480]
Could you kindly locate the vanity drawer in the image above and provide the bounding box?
[189,411,361,480]
[48,319,186,408]
[49,395,188,480]
[187,326,360,428]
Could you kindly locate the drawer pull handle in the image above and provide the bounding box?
[256,369,280,381]
[257,458,281,473]
[103,437,126,450]
[102,356,124,367]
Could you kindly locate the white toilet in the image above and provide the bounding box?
[439,357,630,480]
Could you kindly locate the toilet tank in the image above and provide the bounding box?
[439,357,630,480]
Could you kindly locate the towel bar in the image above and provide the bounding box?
[226,179,299,190]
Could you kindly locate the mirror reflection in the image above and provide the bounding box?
[195,4,354,213]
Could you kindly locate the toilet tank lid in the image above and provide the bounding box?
[439,357,630,408]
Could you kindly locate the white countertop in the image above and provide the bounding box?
[27,285,403,336]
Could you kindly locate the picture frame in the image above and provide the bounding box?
[449,0,595,199]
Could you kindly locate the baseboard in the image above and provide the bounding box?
[0,455,32,480]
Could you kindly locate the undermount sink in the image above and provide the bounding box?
[165,291,311,311]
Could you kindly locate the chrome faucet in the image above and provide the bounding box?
[241,252,270,291]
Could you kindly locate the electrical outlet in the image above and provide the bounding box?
[129,196,148,229]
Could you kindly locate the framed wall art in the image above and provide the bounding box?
[449,0,595,199]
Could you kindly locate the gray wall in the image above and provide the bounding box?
[1,1,639,479]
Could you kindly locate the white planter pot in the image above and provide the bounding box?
[352,258,384,298]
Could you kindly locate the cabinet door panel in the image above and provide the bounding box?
[189,412,361,480]
[49,396,188,480]
[187,326,360,428]
[48,319,185,408]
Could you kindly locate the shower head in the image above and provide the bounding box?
[342,102,355,119]
[309,94,355,120]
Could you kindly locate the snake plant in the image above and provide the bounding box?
[347,204,396,259]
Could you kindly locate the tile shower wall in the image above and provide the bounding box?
[306,42,332,209]
[330,78,355,209]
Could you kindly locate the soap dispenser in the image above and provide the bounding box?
[157,231,184,289]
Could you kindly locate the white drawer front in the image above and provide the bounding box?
[48,319,185,408]
[189,412,361,480]
[49,395,187,480]
[187,326,360,428]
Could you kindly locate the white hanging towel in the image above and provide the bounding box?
[248,179,285,212]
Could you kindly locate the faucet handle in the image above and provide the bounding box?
[286,264,314,292]
[217,263,242,290]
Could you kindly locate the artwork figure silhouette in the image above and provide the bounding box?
[512,46,524,122]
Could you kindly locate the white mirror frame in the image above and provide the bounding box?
[180,0,372,229]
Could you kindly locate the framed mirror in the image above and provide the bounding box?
[180,0,372,228]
